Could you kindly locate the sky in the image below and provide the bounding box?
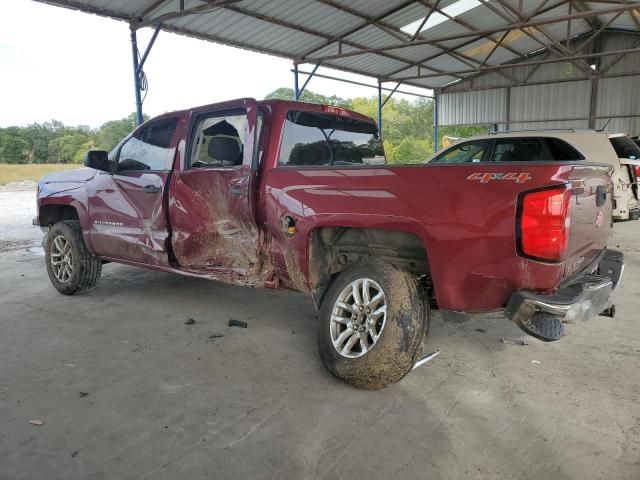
[0,0,431,128]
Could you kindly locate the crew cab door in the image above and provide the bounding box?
[86,117,181,266]
[168,99,265,278]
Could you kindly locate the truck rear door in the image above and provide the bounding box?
[167,98,267,282]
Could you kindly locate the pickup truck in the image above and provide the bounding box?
[36,99,624,389]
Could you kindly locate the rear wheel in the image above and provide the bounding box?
[45,220,102,295]
[317,259,428,389]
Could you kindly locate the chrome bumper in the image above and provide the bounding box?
[505,250,624,341]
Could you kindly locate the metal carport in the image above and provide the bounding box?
[34,0,640,139]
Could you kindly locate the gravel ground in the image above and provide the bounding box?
[0,189,42,253]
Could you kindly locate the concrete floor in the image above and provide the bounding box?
[1,193,639,479]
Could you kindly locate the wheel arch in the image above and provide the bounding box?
[306,225,433,309]
[38,203,80,226]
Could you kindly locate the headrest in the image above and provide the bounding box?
[208,136,242,165]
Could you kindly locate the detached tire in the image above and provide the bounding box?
[45,220,102,295]
[317,259,428,389]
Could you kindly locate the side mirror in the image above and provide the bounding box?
[84,150,113,173]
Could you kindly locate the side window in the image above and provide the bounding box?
[430,141,489,164]
[492,138,543,162]
[117,118,177,171]
[190,113,247,168]
[545,138,584,161]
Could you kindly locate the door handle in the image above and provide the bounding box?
[229,187,245,196]
[143,185,162,194]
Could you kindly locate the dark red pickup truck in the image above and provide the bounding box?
[36,98,623,388]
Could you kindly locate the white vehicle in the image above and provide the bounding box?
[608,134,640,221]
[427,130,640,221]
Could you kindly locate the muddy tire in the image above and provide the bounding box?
[45,220,102,295]
[317,259,428,389]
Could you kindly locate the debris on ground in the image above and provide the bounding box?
[501,338,528,346]
[185,318,196,325]
[209,333,225,340]
[79,391,89,398]
[70,451,78,458]
[28,419,43,426]
[531,360,542,365]
[228,319,248,328]
[475,328,487,333]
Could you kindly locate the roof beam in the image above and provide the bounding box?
[486,0,593,75]
[380,0,569,80]
[573,9,626,54]
[411,0,442,41]
[304,4,640,63]
[305,0,518,83]
[600,35,640,73]
[137,0,241,28]
[391,46,640,81]
[416,0,524,59]
[300,0,416,58]
[412,0,524,83]
[573,1,603,30]
[313,0,410,42]
[627,7,640,30]
[217,3,460,81]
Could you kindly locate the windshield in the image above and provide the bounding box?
[278,111,385,167]
[610,136,640,160]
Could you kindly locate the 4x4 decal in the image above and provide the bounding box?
[467,172,532,184]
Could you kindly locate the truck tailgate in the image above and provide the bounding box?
[564,164,613,278]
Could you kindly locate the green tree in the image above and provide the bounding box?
[95,113,141,151]
[0,133,29,163]
[265,87,352,108]
[48,133,91,164]
[391,137,433,164]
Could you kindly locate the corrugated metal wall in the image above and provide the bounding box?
[439,89,507,125]
[438,32,640,135]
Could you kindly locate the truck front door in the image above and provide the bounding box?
[168,99,268,283]
[87,117,181,266]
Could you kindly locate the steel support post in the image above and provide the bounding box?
[130,29,144,126]
[433,93,439,152]
[293,63,300,100]
[377,81,383,136]
[298,64,319,98]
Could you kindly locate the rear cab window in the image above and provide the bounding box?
[278,110,385,167]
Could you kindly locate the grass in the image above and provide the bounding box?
[0,163,81,185]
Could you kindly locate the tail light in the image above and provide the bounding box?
[518,186,571,262]
[634,165,640,181]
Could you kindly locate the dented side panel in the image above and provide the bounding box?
[85,171,171,266]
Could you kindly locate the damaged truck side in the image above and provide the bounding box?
[36,98,624,389]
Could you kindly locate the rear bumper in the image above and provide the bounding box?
[505,250,624,340]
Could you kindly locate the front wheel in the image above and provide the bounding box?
[317,259,428,389]
[45,220,102,295]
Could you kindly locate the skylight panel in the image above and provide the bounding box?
[401,0,482,36]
